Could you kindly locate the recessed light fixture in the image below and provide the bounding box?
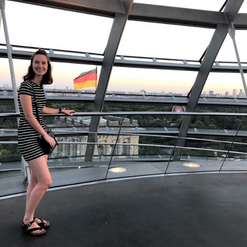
[109,167,126,173]
[183,163,200,168]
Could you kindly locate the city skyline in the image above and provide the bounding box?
[0,82,245,99]
[1,56,246,95]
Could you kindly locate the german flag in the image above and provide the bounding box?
[73,68,97,90]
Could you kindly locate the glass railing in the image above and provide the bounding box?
[1,111,247,196]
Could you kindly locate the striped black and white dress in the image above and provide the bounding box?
[18,80,47,162]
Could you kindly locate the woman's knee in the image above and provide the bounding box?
[28,157,52,188]
[47,177,52,187]
[40,177,52,189]
[46,177,52,188]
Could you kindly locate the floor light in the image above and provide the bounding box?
[183,163,200,168]
[109,167,126,173]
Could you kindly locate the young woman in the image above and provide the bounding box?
[18,49,75,235]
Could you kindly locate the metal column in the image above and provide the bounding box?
[173,0,244,160]
[0,0,29,182]
[0,0,18,112]
[85,0,134,161]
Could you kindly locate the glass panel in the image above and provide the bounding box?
[108,113,177,177]
[165,113,247,173]
[0,115,18,181]
[108,143,168,178]
[202,72,245,98]
[0,102,15,113]
[0,115,18,128]
[1,111,247,186]
[233,30,247,61]
[118,21,214,60]
[46,141,109,186]
[49,62,99,91]
[195,105,247,114]
[239,1,247,13]
[108,67,197,94]
[216,29,247,63]
[0,143,20,164]
[167,141,229,173]
[104,102,171,112]
[13,59,29,88]
[3,1,113,53]
[221,116,247,171]
[12,58,99,91]
[216,33,237,62]
[0,140,22,197]
[133,0,226,11]
[0,58,12,89]
[47,102,94,114]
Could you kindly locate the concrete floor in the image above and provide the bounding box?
[1,173,247,247]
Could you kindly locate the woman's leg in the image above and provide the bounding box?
[25,155,48,214]
[25,171,38,211]
[23,155,52,233]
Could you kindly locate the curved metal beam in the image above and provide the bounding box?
[2,45,247,72]
[85,0,134,161]
[129,3,227,28]
[10,0,125,16]
[8,0,247,29]
[173,0,244,160]
[0,0,18,112]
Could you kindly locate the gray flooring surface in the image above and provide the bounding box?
[1,173,247,247]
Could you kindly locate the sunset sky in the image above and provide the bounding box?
[1,0,247,95]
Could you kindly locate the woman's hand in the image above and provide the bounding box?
[42,107,75,116]
[43,133,56,148]
[61,109,75,116]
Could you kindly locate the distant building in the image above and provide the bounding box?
[238,89,245,98]
[51,116,139,158]
[209,90,214,96]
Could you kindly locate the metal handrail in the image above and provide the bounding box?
[3,111,247,117]
[1,111,247,181]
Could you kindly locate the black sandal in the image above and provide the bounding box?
[33,217,50,229]
[21,220,46,236]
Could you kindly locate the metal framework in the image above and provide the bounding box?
[1,0,247,165]
[174,0,245,159]
[2,44,247,72]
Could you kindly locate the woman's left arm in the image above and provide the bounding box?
[42,107,75,116]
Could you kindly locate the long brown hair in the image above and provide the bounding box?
[23,48,53,84]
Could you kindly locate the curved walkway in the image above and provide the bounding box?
[1,173,247,247]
